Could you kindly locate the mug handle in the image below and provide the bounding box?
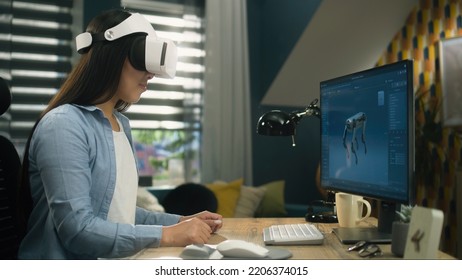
[357,199,371,222]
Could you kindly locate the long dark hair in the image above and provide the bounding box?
[17,9,139,238]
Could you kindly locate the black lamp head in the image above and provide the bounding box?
[256,99,320,146]
[256,110,297,136]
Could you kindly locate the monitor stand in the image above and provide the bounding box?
[333,227,391,244]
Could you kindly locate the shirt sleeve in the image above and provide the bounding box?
[135,206,181,226]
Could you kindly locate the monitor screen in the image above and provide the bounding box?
[320,60,414,243]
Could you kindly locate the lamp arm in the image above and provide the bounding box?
[291,98,321,122]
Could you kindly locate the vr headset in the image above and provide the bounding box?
[75,13,177,79]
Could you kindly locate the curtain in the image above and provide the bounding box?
[201,0,252,185]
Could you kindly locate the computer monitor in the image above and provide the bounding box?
[320,60,415,244]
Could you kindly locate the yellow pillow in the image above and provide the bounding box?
[206,178,243,217]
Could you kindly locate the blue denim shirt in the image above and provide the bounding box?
[18,104,180,259]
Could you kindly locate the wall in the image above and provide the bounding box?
[247,0,323,205]
[262,0,418,107]
[377,0,462,257]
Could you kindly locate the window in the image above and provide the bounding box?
[122,0,205,186]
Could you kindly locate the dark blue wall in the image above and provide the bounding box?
[247,0,323,204]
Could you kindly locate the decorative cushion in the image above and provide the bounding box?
[206,178,243,217]
[136,187,165,212]
[234,185,267,217]
[255,180,287,217]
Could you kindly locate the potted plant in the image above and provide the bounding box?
[391,205,413,257]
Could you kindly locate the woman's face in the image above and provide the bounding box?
[116,58,154,103]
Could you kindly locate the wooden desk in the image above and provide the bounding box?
[130,217,454,259]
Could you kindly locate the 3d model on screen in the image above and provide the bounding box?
[342,112,367,164]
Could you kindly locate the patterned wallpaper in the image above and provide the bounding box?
[377,0,462,256]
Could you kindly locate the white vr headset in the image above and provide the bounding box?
[75,13,177,79]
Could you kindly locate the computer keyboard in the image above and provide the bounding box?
[263,223,324,245]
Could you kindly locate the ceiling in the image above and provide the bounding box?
[261,0,419,107]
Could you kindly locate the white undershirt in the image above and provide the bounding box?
[107,121,138,224]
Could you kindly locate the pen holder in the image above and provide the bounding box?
[391,221,409,257]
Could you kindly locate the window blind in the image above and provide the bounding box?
[5,0,73,146]
[0,0,13,136]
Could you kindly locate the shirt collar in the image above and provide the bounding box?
[71,104,99,112]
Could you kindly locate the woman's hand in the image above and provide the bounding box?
[160,217,212,247]
[180,211,223,233]
[160,211,223,247]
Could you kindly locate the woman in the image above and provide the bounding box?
[18,9,222,259]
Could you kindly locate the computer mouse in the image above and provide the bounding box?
[180,244,214,259]
[216,240,269,259]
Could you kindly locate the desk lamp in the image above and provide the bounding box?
[256,98,337,223]
[256,99,321,146]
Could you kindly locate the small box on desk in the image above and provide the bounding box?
[404,206,444,259]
